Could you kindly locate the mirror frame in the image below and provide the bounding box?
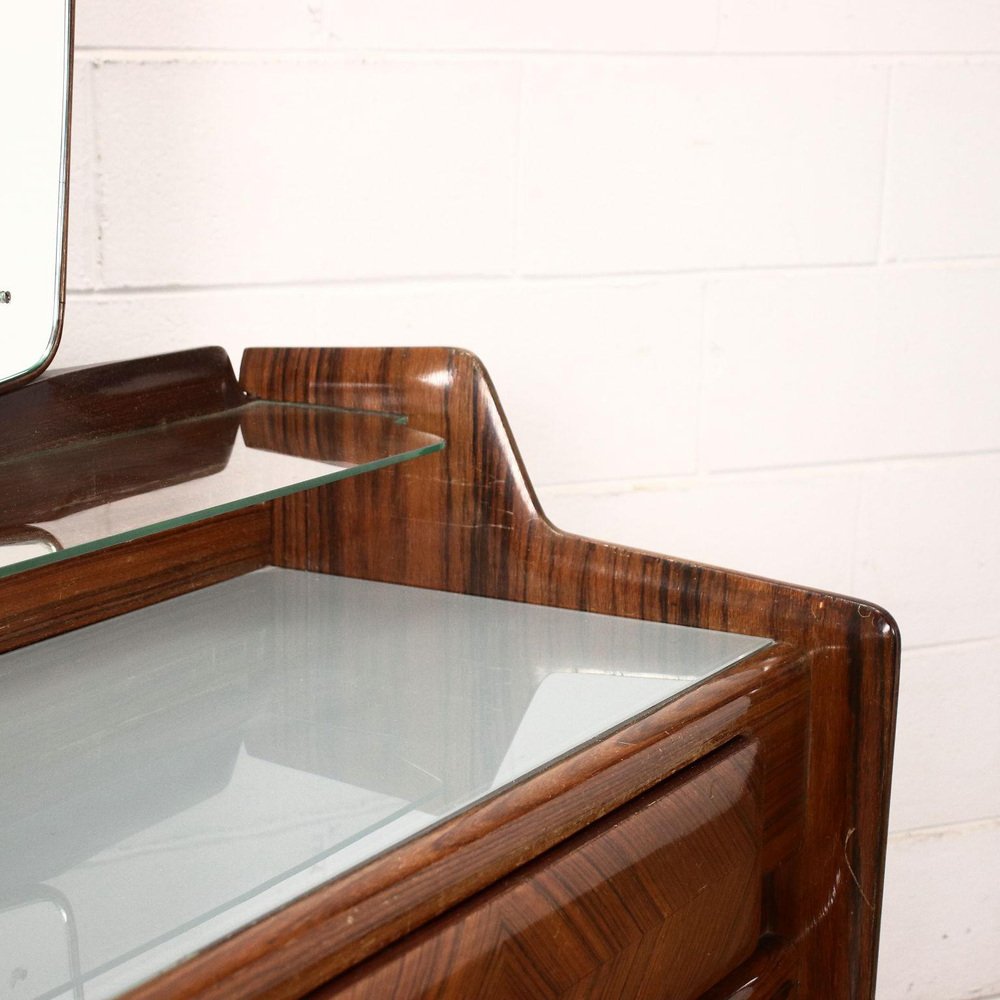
[0,0,75,394]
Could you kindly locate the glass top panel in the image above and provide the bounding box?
[0,568,771,999]
[0,401,443,579]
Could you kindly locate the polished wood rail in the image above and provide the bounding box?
[0,347,243,458]
[317,741,763,1000]
[0,346,899,1000]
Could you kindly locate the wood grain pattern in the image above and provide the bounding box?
[0,346,897,1000]
[698,936,795,1000]
[0,348,244,457]
[0,398,437,530]
[0,506,270,655]
[238,399,440,465]
[239,346,900,1000]
[316,741,761,1000]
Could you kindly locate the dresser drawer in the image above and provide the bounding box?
[319,741,761,1000]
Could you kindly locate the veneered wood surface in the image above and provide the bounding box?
[317,742,761,1000]
[0,349,245,539]
[698,936,795,999]
[241,346,900,1000]
[0,507,270,655]
[0,346,897,1000]
[0,348,244,457]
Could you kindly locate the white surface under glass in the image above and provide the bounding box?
[0,569,770,1000]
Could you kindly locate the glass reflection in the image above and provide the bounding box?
[0,401,443,581]
[0,569,769,999]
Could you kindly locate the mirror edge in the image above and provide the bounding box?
[0,0,76,395]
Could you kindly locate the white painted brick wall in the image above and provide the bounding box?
[61,2,1000,997]
[883,63,1000,261]
[519,58,888,273]
[718,0,1000,53]
[94,57,520,286]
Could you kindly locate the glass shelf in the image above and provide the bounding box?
[0,567,771,1000]
[0,400,444,579]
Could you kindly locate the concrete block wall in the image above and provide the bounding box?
[61,3,1000,997]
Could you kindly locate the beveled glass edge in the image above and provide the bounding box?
[0,398,410,473]
[0,409,443,582]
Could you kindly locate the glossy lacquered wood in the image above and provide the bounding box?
[0,348,243,457]
[240,346,900,1000]
[0,346,899,1000]
[698,936,795,1000]
[0,507,270,655]
[317,741,761,1000]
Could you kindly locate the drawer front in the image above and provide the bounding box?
[320,741,761,1000]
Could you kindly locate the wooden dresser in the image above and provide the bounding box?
[0,345,899,1000]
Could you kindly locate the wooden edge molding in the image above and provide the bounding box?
[0,506,271,655]
[0,347,244,459]
[316,740,764,1000]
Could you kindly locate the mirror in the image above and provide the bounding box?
[0,1,74,391]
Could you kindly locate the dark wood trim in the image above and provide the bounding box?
[0,347,244,459]
[698,936,795,999]
[0,506,270,655]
